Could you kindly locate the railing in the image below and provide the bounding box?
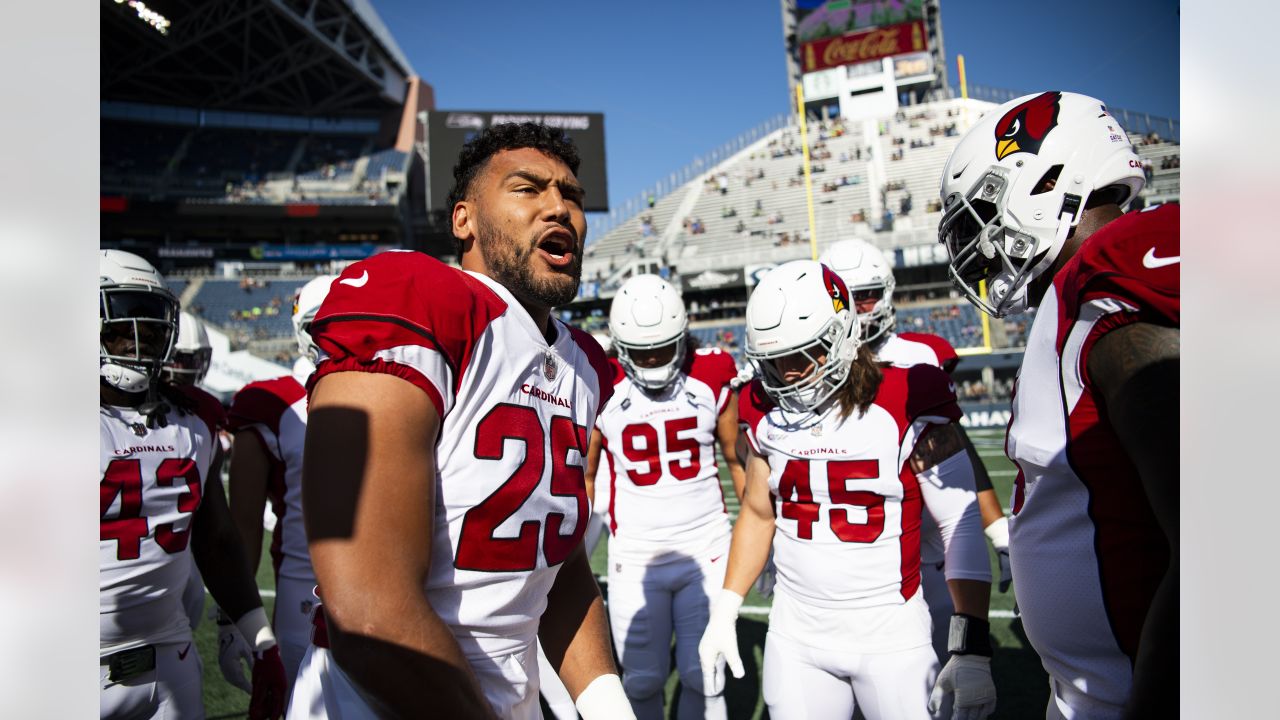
[590,113,795,238]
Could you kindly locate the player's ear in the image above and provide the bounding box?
[452,201,476,252]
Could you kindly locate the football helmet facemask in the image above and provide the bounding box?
[163,311,212,386]
[609,274,688,391]
[100,250,179,394]
[745,260,861,415]
[292,275,337,363]
[938,91,1145,317]
[819,238,897,345]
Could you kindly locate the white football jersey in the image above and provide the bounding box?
[873,331,958,566]
[312,251,613,660]
[595,348,737,562]
[1007,204,1178,715]
[227,374,311,583]
[738,365,962,609]
[100,386,224,655]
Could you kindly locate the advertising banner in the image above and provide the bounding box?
[801,19,928,73]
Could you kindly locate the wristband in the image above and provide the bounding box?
[575,673,635,720]
[983,516,1010,551]
[946,613,993,657]
[233,606,278,653]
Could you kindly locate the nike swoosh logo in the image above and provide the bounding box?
[178,643,191,660]
[710,555,723,563]
[1142,248,1180,269]
[339,270,369,287]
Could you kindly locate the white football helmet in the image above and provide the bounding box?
[292,275,337,363]
[938,91,1146,317]
[745,260,861,415]
[819,238,897,345]
[163,311,212,385]
[100,249,179,393]
[609,274,688,390]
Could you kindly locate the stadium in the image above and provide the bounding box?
[100,0,1179,717]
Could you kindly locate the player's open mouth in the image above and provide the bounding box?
[536,228,576,268]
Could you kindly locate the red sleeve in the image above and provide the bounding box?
[874,365,962,433]
[567,325,615,411]
[171,384,227,435]
[309,252,507,416]
[607,358,626,388]
[688,349,738,413]
[897,332,959,373]
[1061,203,1180,329]
[736,380,775,455]
[227,377,305,435]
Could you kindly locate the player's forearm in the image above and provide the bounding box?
[723,508,774,597]
[192,484,265,620]
[946,578,991,619]
[540,546,617,699]
[323,589,497,719]
[976,488,1005,529]
[724,457,747,504]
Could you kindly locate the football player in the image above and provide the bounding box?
[820,238,1013,663]
[583,274,745,720]
[224,275,336,693]
[939,91,1177,719]
[100,250,287,720]
[290,123,633,719]
[699,260,995,720]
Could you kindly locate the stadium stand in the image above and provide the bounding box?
[575,96,1177,357]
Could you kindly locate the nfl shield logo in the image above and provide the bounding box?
[542,350,557,381]
[130,422,147,437]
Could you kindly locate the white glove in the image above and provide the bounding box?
[698,589,744,694]
[574,673,636,720]
[984,517,1012,593]
[753,554,776,598]
[216,610,254,693]
[929,654,996,720]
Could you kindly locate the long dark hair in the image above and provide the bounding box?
[835,344,882,420]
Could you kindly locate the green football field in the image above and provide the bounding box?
[196,427,1048,718]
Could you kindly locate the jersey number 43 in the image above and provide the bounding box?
[101,458,203,561]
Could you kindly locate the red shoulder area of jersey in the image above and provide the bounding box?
[227,375,306,434]
[1057,203,1180,328]
[606,357,626,388]
[686,348,737,396]
[874,364,962,434]
[566,324,615,410]
[895,332,959,370]
[311,251,507,388]
[170,383,227,435]
[736,378,776,431]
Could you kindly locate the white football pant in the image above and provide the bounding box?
[100,640,203,720]
[607,538,729,720]
[287,638,541,720]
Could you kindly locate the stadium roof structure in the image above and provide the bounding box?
[102,0,415,115]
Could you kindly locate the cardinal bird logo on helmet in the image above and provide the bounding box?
[821,265,850,314]
[994,91,1062,160]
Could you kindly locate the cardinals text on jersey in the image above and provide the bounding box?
[1006,203,1178,714]
[309,251,613,659]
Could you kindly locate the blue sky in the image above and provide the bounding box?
[374,0,1178,233]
